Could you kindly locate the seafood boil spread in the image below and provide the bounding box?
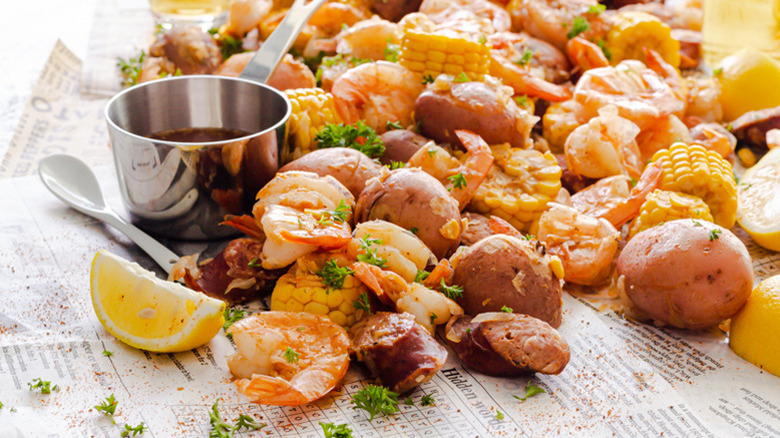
[90,0,780,434]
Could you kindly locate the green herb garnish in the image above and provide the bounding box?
[439,279,463,299]
[102,349,113,357]
[117,51,146,88]
[404,397,415,406]
[514,382,546,401]
[420,394,435,406]
[320,422,353,438]
[121,422,146,437]
[283,347,300,364]
[248,257,262,268]
[516,49,533,66]
[596,39,612,60]
[588,4,606,14]
[709,228,722,241]
[447,172,467,190]
[387,161,407,170]
[514,95,528,107]
[353,292,371,314]
[415,270,430,283]
[566,16,590,39]
[496,410,505,420]
[386,121,403,130]
[501,305,513,313]
[95,394,118,422]
[352,385,399,420]
[234,414,266,431]
[453,71,471,83]
[356,235,388,268]
[28,378,59,394]
[317,259,354,291]
[422,74,435,85]
[223,307,246,337]
[315,121,385,158]
[318,199,351,225]
[385,39,400,62]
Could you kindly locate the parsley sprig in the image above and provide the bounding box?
[514,382,546,401]
[317,259,354,291]
[356,235,388,268]
[223,307,246,337]
[320,422,353,438]
[709,228,722,241]
[28,378,59,394]
[315,122,385,158]
[353,292,371,314]
[447,172,467,190]
[283,347,300,364]
[566,16,590,39]
[352,385,399,420]
[117,51,146,88]
[95,394,118,423]
[318,199,351,225]
[438,279,463,299]
[420,394,435,406]
[209,400,266,438]
[121,422,147,437]
[516,49,533,66]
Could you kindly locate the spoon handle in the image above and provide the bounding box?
[239,0,329,83]
[98,211,180,275]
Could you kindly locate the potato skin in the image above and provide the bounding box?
[451,235,563,327]
[379,129,429,165]
[279,147,382,197]
[356,168,462,259]
[414,81,535,149]
[617,219,753,329]
[369,0,423,22]
[445,313,570,376]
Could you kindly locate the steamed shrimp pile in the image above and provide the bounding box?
[147,0,748,408]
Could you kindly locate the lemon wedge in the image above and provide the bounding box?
[730,275,780,377]
[717,48,780,121]
[90,249,225,352]
[736,147,780,252]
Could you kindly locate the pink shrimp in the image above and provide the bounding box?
[489,52,573,102]
[570,161,663,228]
[566,37,609,73]
[227,312,350,406]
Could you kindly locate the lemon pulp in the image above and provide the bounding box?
[737,147,780,252]
[730,275,780,377]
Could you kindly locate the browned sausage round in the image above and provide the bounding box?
[445,313,570,376]
[349,312,447,393]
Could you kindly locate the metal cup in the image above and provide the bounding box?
[105,0,326,240]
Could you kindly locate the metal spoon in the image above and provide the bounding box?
[38,154,179,274]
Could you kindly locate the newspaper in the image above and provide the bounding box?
[0,166,779,437]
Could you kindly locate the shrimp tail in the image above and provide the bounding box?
[422,259,453,289]
[351,261,406,306]
[490,55,572,102]
[566,37,609,72]
[452,130,495,210]
[222,214,265,239]
[605,161,663,228]
[487,216,523,238]
[278,224,352,250]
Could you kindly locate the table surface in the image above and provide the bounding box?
[0,0,96,158]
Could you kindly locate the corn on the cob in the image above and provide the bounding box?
[629,190,714,239]
[468,144,562,233]
[399,30,490,81]
[651,142,738,228]
[542,100,581,154]
[283,88,343,162]
[270,257,368,329]
[606,11,680,68]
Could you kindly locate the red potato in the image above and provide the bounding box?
[279,148,383,197]
[617,219,753,329]
[451,235,563,327]
[379,129,430,165]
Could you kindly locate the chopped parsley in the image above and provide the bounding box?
[121,422,147,437]
[692,219,704,227]
[523,234,535,241]
[566,16,590,39]
[234,414,266,431]
[596,39,612,60]
[588,4,606,14]
[415,270,430,283]
[223,307,246,336]
[351,385,399,420]
[211,31,245,61]
[320,422,353,438]
[315,121,385,158]
[409,227,418,234]
[404,397,415,406]
[208,400,266,437]
[283,347,300,364]
[386,121,403,130]
[28,378,59,394]
[713,67,723,77]
[95,394,118,422]
[447,172,468,190]
[426,148,437,158]
[248,257,262,268]
[387,161,407,170]
[422,74,435,85]
[385,39,400,62]
[316,259,354,291]
[117,51,146,88]
[438,279,464,299]
[514,382,546,401]
[420,394,435,406]
[356,235,388,268]
[429,313,438,326]
[353,292,371,314]
[501,305,513,313]
[709,228,722,241]
[102,349,113,357]
[318,199,351,225]
[514,95,528,107]
[516,49,533,66]
[478,35,487,44]
[453,71,471,83]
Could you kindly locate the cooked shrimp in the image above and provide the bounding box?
[489,52,572,102]
[420,0,511,32]
[308,1,370,37]
[224,0,272,37]
[336,16,398,61]
[352,220,436,282]
[537,203,620,285]
[509,0,605,51]
[564,105,643,179]
[407,130,494,210]
[351,262,463,333]
[227,311,350,406]
[689,123,736,158]
[570,161,663,228]
[635,114,692,162]
[216,53,316,90]
[573,52,687,130]
[331,61,424,133]
[488,32,571,84]
[253,171,354,219]
[683,76,722,125]
[566,37,609,73]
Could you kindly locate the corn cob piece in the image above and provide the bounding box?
[270,257,368,329]
[651,142,738,228]
[399,30,490,81]
[284,88,343,162]
[606,11,680,68]
[629,190,715,239]
[468,144,562,234]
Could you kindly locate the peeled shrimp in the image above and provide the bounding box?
[537,203,620,285]
[217,53,316,90]
[488,31,571,84]
[570,161,663,228]
[635,114,692,162]
[566,37,609,73]
[331,61,424,133]
[683,76,723,125]
[253,171,354,218]
[224,0,271,37]
[573,51,687,130]
[351,262,463,333]
[308,1,370,37]
[689,122,736,158]
[564,105,643,179]
[352,220,436,282]
[336,17,398,61]
[420,0,511,32]
[407,130,494,210]
[489,52,572,102]
[227,312,350,406]
[509,0,603,51]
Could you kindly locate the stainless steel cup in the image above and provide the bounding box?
[105,0,326,240]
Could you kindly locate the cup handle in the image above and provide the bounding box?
[239,0,329,84]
